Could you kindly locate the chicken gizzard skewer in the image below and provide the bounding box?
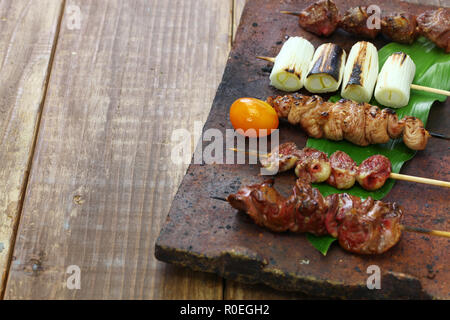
[231,142,450,190]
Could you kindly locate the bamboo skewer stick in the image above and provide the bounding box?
[429,131,450,140]
[229,148,450,188]
[279,11,302,16]
[402,225,450,238]
[256,55,450,96]
[410,84,450,97]
[389,173,450,188]
[229,148,267,158]
[256,56,275,63]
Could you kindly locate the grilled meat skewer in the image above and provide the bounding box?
[281,0,340,37]
[417,8,450,53]
[261,142,392,191]
[227,178,403,254]
[232,142,450,189]
[381,13,418,44]
[284,0,450,49]
[267,94,430,150]
[340,6,380,39]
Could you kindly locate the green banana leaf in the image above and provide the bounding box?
[305,37,450,254]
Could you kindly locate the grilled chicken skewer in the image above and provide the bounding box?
[267,94,431,150]
[227,178,450,255]
[251,142,450,190]
[282,0,450,52]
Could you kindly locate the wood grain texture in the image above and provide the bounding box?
[0,0,64,296]
[2,0,448,300]
[222,0,449,300]
[405,0,448,7]
[232,0,247,44]
[4,0,231,299]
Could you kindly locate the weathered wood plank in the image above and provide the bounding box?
[0,0,64,297]
[5,0,231,299]
[232,0,247,44]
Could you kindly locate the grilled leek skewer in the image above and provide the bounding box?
[269,36,315,92]
[341,41,379,103]
[258,41,449,99]
[375,52,416,108]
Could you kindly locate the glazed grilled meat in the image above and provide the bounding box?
[295,0,340,37]
[260,142,392,191]
[403,116,431,151]
[260,143,332,184]
[266,94,430,150]
[417,8,450,53]
[381,13,418,44]
[288,1,449,51]
[340,6,380,39]
[227,179,328,235]
[260,142,302,173]
[228,178,403,254]
[356,155,391,191]
[295,148,331,183]
[325,193,403,254]
[327,151,357,189]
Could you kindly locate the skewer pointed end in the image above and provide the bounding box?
[256,56,276,63]
[280,10,302,17]
[402,225,450,239]
[429,131,450,141]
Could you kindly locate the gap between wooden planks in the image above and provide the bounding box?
[1,0,447,300]
[3,0,232,299]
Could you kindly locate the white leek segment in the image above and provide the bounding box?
[305,43,346,93]
[374,52,416,108]
[341,41,379,103]
[269,37,315,92]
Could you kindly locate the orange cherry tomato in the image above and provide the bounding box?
[229,97,279,137]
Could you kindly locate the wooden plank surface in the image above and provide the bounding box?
[0,0,64,297]
[1,0,448,300]
[4,0,231,299]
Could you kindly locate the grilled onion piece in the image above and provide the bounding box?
[269,37,315,92]
[305,43,347,93]
[341,41,379,103]
[375,52,416,108]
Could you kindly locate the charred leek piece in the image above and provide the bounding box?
[341,41,379,103]
[305,43,346,93]
[375,52,416,108]
[269,37,315,92]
